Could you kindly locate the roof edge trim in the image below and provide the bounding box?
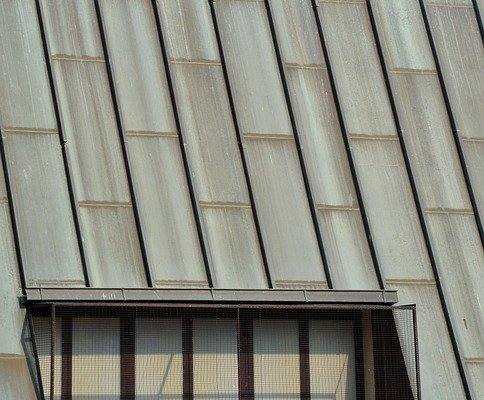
[22,288,397,305]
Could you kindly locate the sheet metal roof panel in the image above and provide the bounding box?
[268,0,325,65]
[284,66,357,207]
[0,1,56,129]
[427,3,484,224]
[98,0,207,287]
[370,0,435,70]
[427,213,484,358]
[39,0,102,58]
[271,1,378,289]
[157,0,219,62]
[51,61,131,202]
[0,200,24,355]
[124,137,208,287]
[390,73,472,210]
[316,210,378,289]
[170,64,250,204]
[316,1,397,136]
[99,0,177,133]
[3,133,84,286]
[0,0,84,286]
[350,139,434,281]
[200,207,267,289]
[243,139,327,287]
[78,205,146,288]
[389,283,467,399]
[214,0,293,135]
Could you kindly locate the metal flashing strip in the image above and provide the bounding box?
[23,288,397,305]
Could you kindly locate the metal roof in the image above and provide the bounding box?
[0,0,482,398]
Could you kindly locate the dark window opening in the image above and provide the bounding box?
[28,304,419,400]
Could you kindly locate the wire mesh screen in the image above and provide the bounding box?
[30,304,419,400]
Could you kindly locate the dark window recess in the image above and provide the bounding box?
[28,304,419,400]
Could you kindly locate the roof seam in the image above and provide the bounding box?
[50,54,105,63]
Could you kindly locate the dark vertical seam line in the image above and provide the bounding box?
[94,0,153,287]
[354,312,365,400]
[412,305,422,400]
[27,307,46,400]
[150,0,213,287]
[49,304,55,400]
[208,0,273,288]
[61,317,72,400]
[419,0,484,247]
[237,313,254,400]
[298,319,310,400]
[367,1,472,398]
[310,0,385,290]
[34,0,90,287]
[264,0,333,289]
[471,0,484,44]
[120,314,136,400]
[0,130,26,293]
[182,318,194,400]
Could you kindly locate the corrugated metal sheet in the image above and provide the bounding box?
[0,0,482,398]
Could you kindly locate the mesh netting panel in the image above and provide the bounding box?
[30,304,419,400]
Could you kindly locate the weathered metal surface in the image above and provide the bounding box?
[0,0,84,287]
[98,0,208,287]
[0,0,482,396]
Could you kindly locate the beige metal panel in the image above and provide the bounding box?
[244,139,326,287]
[463,140,484,222]
[52,60,130,202]
[426,213,484,359]
[39,0,102,58]
[78,206,146,287]
[426,3,484,220]
[309,320,356,399]
[351,139,433,280]
[390,73,471,209]
[193,319,238,398]
[254,319,299,398]
[72,318,120,397]
[465,361,484,400]
[201,207,266,288]
[0,159,5,199]
[316,1,396,136]
[127,137,207,287]
[157,1,267,289]
[99,0,207,287]
[317,211,378,289]
[0,358,37,400]
[285,68,355,206]
[0,0,56,129]
[136,318,182,397]
[0,203,24,356]
[427,2,484,134]
[285,66,377,289]
[370,0,435,70]
[214,0,292,135]
[269,0,324,65]
[170,64,250,204]
[98,0,176,133]
[156,0,219,61]
[4,133,84,286]
[214,0,325,287]
[425,0,472,5]
[389,283,467,400]
[0,0,84,287]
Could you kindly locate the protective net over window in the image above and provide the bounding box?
[30,304,419,399]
